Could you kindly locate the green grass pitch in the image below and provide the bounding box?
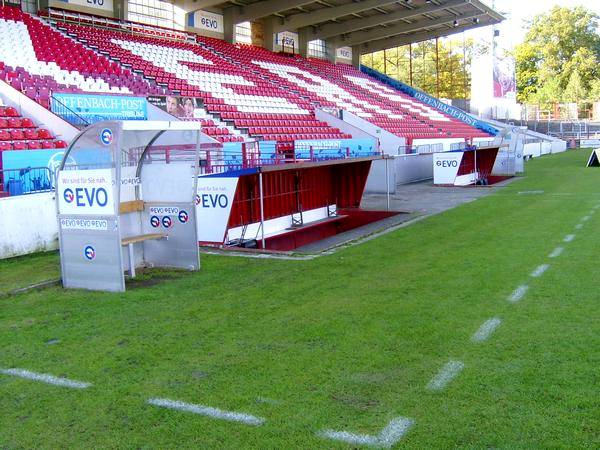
[1,148,599,448]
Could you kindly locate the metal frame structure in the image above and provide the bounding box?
[55,120,204,292]
[180,0,502,63]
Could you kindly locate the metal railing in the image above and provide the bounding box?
[0,166,54,196]
[50,95,90,128]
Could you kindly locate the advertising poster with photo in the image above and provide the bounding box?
[147,95,205,119]
[493,54,517,99]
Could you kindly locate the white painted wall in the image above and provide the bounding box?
[0,79,78,142]
[394,153,433,184]
[0,192,58,259]
[364,158,396,194]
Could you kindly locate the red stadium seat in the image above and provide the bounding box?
[37,128,53,139]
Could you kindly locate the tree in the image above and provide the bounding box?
[589,79,600,102]
[360,37,477,100]
[515,6,600,104]
[563,70,587,104]
[530,78,561,108]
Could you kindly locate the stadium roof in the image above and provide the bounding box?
[183,0,503,54]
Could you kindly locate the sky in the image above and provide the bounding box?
[465,0,600,50]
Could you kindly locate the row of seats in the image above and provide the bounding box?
[0,105,67,151]
[0,139,66,150]
[57,21,348,144]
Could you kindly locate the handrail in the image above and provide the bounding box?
[50,94,90,128]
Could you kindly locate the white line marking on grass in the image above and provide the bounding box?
[581,216,590,222]
[530,264,550,278]
[549,247,564,258]
[508,285,529,303]
[564,234,576,243]
[147,398,265,426]
[427,360,464,391]
[471,318,502,343]
[318,417,414,448]
[575,223,583,230]
[0,368,91,389]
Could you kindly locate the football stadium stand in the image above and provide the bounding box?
[0,1,503,201]
[0,5,492,148]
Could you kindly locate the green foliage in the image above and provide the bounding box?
[530,77,562,108]
[563,70,587,103]
[588,78,600,101]
[515,6,600,104]
[361,38,476,99]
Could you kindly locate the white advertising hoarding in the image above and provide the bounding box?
[191,10,224,33]
[275,31,298,50]
[433,152,463,185]
[57,168,115,216]
[66,0,114,13]
[336,47,352,60]
[195,176,239,242]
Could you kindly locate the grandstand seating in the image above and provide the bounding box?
[201,39,490,140]
[55,22,351,145]
[0,105,66,150]
[0,5,489,151]
[0,103,67,197]
[0,5,166,107]
[306,58,490,139]
[0,6,238,142]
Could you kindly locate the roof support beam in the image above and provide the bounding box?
[272,0,400,33]
[331,11,484,47]
[355,18,497,55]
[224,0,316,24]
[306,0,465,40]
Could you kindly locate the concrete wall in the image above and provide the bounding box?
[364,158,396,195]
[0,80,79,143]
[0,193,58,259]
[394,153,433,185]
[523,142,553,158]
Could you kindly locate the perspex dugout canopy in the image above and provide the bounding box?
[56,121,210,292]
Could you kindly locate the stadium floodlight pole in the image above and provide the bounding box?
[259,169,266,249]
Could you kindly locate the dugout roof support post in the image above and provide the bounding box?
[55,120,205,292]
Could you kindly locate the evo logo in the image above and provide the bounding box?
[436,160,459,168]
[200,17,219,29]
[64,187,109,207]
[198,193,228,208]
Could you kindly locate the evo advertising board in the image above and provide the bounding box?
[195,176,239,243]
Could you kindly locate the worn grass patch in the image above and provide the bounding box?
[0,149,599,448]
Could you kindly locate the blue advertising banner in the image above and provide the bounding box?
[51,93,148,124]
[294,138,378,159]
[360,65,498,136]
[1,148,109,194]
